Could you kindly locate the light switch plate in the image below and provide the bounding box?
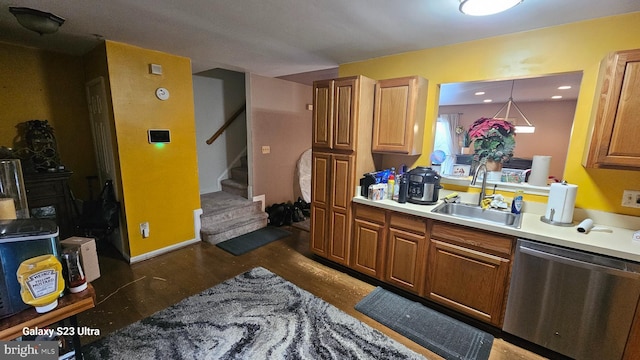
[621,190,640,208]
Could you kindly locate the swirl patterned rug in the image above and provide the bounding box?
[83,267,426,359]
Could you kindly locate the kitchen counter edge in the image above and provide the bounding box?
[353,196,640,263]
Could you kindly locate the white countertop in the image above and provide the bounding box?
[353,191,640,263]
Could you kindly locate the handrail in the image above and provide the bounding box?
[206,103,246,145]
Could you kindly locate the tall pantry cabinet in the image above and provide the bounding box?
[310,76,377,265]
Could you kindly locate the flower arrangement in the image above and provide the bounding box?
[468,117,516,163]
[455,125,471,147]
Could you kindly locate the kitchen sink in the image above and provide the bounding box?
[431,202,522,228]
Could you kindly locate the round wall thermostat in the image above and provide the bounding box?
[155,87,170,100]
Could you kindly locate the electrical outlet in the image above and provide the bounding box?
[140,222,150,238]
[261,145,270,154]
[621,190,640,208]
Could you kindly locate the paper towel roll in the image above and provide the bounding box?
[528,155,551,187]
[0,198,17,220]
[544,182,578,224]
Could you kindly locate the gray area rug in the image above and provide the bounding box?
[216,226,291,255]
[83,267,426,360]
[355,287,493,360]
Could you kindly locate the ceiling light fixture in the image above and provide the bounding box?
[492,80,535,134]
[557,85,572,90]
[9,7,65,35]
[459,0,523,16]
[475,91,486,95]
[551,95,563,99]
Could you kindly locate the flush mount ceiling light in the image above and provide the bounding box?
[9,7,65,35]
[492,80,535,134]
[459,0,523,16]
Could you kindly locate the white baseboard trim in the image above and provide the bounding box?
[194,208,203,241]
[253,194,265,212]
[129,238,201,264]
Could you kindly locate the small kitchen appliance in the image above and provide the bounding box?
[407,167,442,205]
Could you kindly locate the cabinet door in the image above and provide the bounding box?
[310,152,330,256]
[313,80,333,150]
[385,227,427,295]
[585,49,640,169]
[332,78,358,152]
[372,76,427,155]
[327,154,354,265]
[426,239,510,327]
[352,206,386,279]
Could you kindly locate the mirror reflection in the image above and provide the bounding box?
[434,72,583,189]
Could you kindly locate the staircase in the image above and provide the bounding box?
[220,156,249,197]
[200,156,267,245]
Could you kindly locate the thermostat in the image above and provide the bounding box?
[148,129,170,143]
[155,87,170,100]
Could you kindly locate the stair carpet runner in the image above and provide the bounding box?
[200,157,267,245]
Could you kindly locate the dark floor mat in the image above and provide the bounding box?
[216,226,291,255]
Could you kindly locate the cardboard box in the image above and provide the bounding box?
[61,237,100,282]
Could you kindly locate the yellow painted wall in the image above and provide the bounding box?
[0,42,97,200]
[340,12,640,216]
[103,41,201,257]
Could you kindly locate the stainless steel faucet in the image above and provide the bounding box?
[471,163,488,206]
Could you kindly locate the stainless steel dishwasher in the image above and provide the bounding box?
[503,239,640,360]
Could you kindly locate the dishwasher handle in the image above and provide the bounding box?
[519,245,640,279]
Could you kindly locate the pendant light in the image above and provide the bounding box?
[492,80,535,134]
[459,0,523,16]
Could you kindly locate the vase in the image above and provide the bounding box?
[485,159,503,172]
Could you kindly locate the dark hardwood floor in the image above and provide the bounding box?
[78,226,548,359]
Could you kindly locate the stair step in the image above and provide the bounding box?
[221,178,248,197]
[230,166,248,184]
[200,192,259,226]
[201,212,268,245]
[199,191,267,244]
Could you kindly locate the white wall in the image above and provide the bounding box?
[193,71,246,194]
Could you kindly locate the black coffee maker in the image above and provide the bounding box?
[407,167,442,205]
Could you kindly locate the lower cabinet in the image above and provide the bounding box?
[384,213,428,296]
[346,204,514,328]
[351,204,386,279]
[425,221,513,327]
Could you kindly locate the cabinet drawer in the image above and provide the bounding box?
[430,221,513,258]
[390,213,426,235]
[25,181,64,200]
[354,204,386,224]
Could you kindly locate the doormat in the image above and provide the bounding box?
[355,287,494,360]
[216,226,290,255]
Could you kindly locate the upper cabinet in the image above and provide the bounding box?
[585,49,640,169]
[313,76,373,152]
[372,76,428,155]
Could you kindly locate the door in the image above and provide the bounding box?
[310,152,330,256]
[332,78,357,152]
[352,218,385,278]
[327,154,354,265]
[385,227,426,294]
[312,80,333,150]
[85,77,125,252]
[86,77,119,198]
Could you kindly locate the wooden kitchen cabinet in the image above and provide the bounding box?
[585,48,640,169]
[310,151,354,264]
[351,204,387,279]
[384,213,428,295]
[426,221,513,327]
[312,76,372,152]
[372,76,428,155]
[310,76,377,266]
